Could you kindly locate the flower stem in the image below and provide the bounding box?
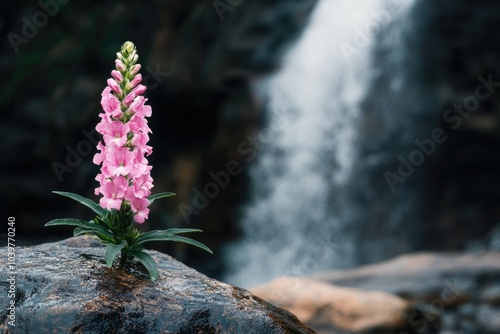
[119,251,129,268]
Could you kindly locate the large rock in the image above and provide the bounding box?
[251,277,429,334]
[0,236,315,333]
[252,251,500,333]
[310,251,500,334]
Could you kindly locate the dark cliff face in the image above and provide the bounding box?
[349,0,500,264]
[0,0,318,275]
[413,0,500,251]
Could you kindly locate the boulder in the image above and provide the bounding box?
[251,252,500,333]
[0,236,316,334]
[309,251,500,334]
[251,277,429,334]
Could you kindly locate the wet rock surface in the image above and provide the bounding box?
[0,236,316,333]
[307,251,500,333]
[251,277,428,334]
[251,251,500,333]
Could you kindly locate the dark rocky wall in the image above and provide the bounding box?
[415,0,500,250]
[349,0,500,264]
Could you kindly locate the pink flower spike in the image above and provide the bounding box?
[107,78,122,94]
[95,42,155,221]
[111,70,123,83]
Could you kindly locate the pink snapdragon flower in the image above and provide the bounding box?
[102,122,130,147]
[94,41,154,223]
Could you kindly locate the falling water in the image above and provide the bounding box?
[224,0,415,288]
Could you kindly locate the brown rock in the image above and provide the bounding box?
[251,277,418,334]
[0,236,316,334]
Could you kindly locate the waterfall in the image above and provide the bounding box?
[224,0,415,288]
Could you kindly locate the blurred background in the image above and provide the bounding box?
[2,0,500,289]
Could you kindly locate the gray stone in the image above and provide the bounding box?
[0,236,315,334]
[475,304,500,334]
[310,251,500,333]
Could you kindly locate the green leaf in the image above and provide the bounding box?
[73,227,94,237]
[45,218,92,228]
[161,235,213,254]
[95,216,112,229]
[135,230,212,254]
[53,191,107,217]
[105,241,127,267]
[128,250,158,281]
[135,229,203,245]
[147,192,176,204]
[45,219,114,239]
[159,228,203,234]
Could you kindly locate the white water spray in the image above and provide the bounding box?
[224,0,415,288]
